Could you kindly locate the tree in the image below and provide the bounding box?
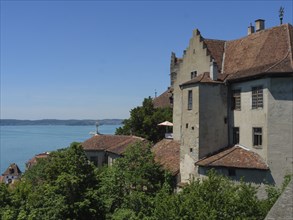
[98,142,169,218]
[4,143,105,220]
[116,97,172,143]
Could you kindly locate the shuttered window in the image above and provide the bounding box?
[252,86,263,109]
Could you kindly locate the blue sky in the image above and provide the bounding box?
[1,1,292,120]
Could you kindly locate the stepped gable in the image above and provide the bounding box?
[82,134,145,155]
[152,139,180,175]
[153,88,172,108]
[195,145,268,170]
[222,24,293,81]
[2,163,22,176]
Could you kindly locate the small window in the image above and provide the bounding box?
[190,71,197,79]
[188,90,193,110]
[252,86,263,109]
[253,127,262,147]
[232,90,241,110]
[228,169,236,176]
[191,126,194,130]
[233,127,240,144]
[186,123,189,129]
[190,148,193,153]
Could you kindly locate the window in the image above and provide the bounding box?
[252,86,263,109]
[233,127,240,144]
[228,169,236,176]
[188,90,193,110]
[190,148,193,153]
[186,123,189,129]
[90,156,99,166]
[190,71,197,79]
[232,90,241,110]
[253,127,262,147]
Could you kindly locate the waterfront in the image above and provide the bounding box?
[0,125,121,173]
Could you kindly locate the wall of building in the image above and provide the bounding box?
[84,151,106,167]
[199,84,228,158]
[230,78,270,160]
[198,167,271,184]
[107,152,121,166]
[172,29,212,141]
[180,85,200,181]
[267,77,293,186]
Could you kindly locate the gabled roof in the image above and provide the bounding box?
[152,139,180,175]
[82,134,145,155]
[2,163,22,176]
[222,24,293,81]
[195,145,269,170]
[153,89,172,108]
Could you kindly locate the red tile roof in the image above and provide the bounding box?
[181,24,293,85]
[195,145,268,170]
[180,72,222,86]
[204,39,226,71]
[82,134,145,155]
[26,152,50,169]
[152,139,180,175]
[222,24,293,81]
[2,163,22,176]
[153,89,172,108]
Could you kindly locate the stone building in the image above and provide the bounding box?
[170,20,293,186]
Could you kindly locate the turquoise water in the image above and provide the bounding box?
[0,125,121,174]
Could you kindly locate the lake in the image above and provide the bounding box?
[0,125,121,174]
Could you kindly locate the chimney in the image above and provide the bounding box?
[210,59,218,81]
[248,23,255,35]
[255,19,265,32]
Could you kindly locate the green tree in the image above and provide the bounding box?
[116,97,172,143]
[4,143,105,220]
[99,142,168,218]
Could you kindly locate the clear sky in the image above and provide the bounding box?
[1,0,292,120]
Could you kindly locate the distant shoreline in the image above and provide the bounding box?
[0,119,124,126]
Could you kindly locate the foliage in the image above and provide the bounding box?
[1,142,289,220]
[115,97,172,143]
[0,143,105,220]
[98,142,167,219]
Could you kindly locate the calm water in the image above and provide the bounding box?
[0,125,121,174]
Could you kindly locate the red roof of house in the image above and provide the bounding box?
[2,163,22,176]
[195,145,269,170]
[152,139,180,175]
[204,39,226,71]
[82,134,145,155]
[26,152,50,169]
[153,89,172,108]
[181,72,222,86]
[222,24,293,80]
[181,24,293,85]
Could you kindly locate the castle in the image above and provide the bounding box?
[169,19,293,186]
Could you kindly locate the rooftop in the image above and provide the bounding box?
[82,134,145,155]
[2,163,22,176]
[152,139,180,175]
[195,145,269,170]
